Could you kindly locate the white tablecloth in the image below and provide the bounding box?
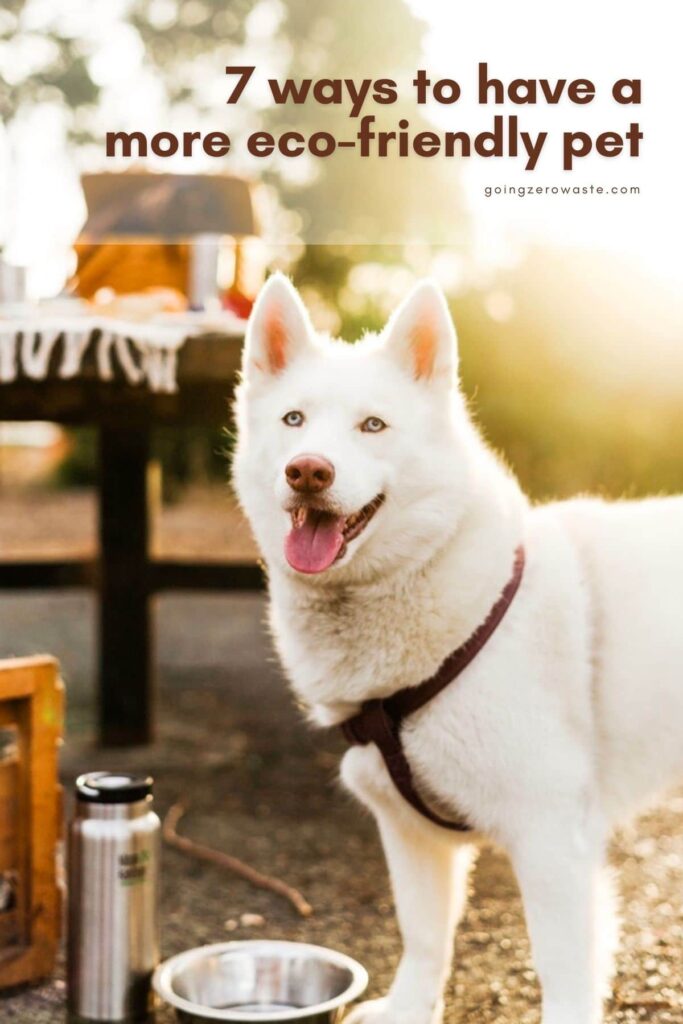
[0,306,247,394]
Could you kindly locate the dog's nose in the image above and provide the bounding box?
[285,454,335,494]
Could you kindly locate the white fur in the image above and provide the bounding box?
[233,274,683,1024]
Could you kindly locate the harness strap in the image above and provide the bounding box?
[341,545,526,832]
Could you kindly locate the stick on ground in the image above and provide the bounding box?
[162,800,313,918]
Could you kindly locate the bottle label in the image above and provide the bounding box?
[117,848,151,886]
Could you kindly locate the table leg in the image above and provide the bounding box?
[98,425,154,746]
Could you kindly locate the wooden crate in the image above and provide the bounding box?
[0,656,64,988]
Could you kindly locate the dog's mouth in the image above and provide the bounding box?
[285,494,385,574]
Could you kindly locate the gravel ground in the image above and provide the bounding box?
[1,592,682,1023]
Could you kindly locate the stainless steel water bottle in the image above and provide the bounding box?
[67,772,160,1022]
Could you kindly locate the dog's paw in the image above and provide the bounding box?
[344,998,442,1024]
[344,999,390,1024]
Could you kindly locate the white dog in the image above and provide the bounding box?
[232,273,683,1024]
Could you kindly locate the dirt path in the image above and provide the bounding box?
[1,588,681,1022]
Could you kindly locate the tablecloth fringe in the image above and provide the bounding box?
[0,318,190,393]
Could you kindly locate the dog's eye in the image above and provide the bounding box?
[282,410,305,427]
[360,416,387,433]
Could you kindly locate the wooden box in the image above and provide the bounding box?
[0,656,64,988]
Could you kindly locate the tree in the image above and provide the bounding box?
[1,0,469,257]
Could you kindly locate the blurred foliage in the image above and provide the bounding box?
[1,0,468,244]
[0,3,101,120]
[263,1,470,243]
[153,426,229,501]
[54,426,228,500]
[52,427,97,488]
[456,251,683,501]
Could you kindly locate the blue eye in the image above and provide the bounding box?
[360,416,387,433]
[283,410,305,427]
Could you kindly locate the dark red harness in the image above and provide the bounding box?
[341,545,526,831]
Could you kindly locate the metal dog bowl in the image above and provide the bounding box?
[153,940,369,1023]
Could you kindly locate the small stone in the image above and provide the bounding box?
[224,918,238,931]
[240,912,266,927]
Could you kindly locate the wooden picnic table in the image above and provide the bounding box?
[0,330,263,746]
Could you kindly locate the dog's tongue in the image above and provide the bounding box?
[285,509,345,574]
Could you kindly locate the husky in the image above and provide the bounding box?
[232,273,683,1024]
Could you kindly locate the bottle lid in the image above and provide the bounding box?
[75,772,154,804]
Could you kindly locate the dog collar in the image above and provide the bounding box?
[341,544,526,831]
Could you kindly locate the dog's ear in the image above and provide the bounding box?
[382,280,458,384]
[243,273,313,376]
